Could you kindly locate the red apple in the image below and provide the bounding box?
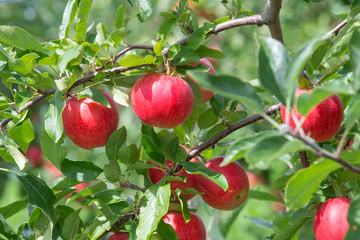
[246,171,266,188]
[26,145,43,167]
[62,91,119,149]
[131,74,194,128]
[148,156,199,201]
[43,161,63,179]
[186,58,216,103]
[162,211,206,240]
[196,156,249,210]
[109,232,129,240]
[313,197,351,240]
[280,88,343,143]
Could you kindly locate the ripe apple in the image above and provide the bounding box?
[26,145,43,167]
[313,197,351,240]
[148,155,199,201]
[280,88,343,143]
[131,74,194,128]
[186,58,216,103]
[162,211,206,240]
[196,156,249,210]
[109,232,129,240]
[62,91,119,149]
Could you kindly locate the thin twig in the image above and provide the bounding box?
[299,151,309,168]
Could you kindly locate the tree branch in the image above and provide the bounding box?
[262,0,284,43]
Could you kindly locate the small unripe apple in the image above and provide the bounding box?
[62,91,119,149]
[26,145,43,167]
[148,156,199,201]
[186,58,216,103]
[280,88,343,143]
[162,211,206,240]
[313,197,351,240]
[196,156,249,210]
[109,232,129,240]
[131,74,194,128]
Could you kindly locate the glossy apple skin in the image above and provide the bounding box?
[62,91,119,149]
[280,88,343,143]
[148,156,199,201]
[162,212,206,240]
[313,197,351,240]
[196,156,249,210]
[26,145,43,167]
[131,74,194,128]
[187,58,216,103]
[108,232,129,240]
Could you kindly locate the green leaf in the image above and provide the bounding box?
[78,88,110,107]
[346,194,360,239]
[75,0,92,42]
[104,164,121,183]
[187,72,263,112]
[141,135,165,163]
[8,119,34,152]
[45,90,65,143]
[0,215,17,240]
[198,108,218,129]
[29,208,51,236]
[118,144,141,165]
[246,135,311,170]
[61,159,103,182]
[67,182,107,203]
[9,53,39,75]
[183,161,228,191]
[348,0,360,20]
[350,27,360,90]
[137,0,152,22]
[156,220,179,240]
[0,137,27,170]
[136,184,171,240]
[40,129,67,169]
[0,200,27,219]
[59,0,78,39]
[115,4,127,29]
[118,54,155,67]
[110,28,129,48]
[196,45,226,59]
[257,35,289,104]
[173,46,200,65]
[273,217,312,240]
[248,190,282,202]
[56,75,77,93]
[0,25,43,52]
[38,53,58,66]
[284,33,331,107]
[111,87,129,107]
[16,173,56,217]
[58,44,83,74]
[186,23,214,50]
[62,208,82,240]
[105,127,127,162]
[285,159,341,210]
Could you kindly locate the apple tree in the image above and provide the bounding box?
[0,0,360,239]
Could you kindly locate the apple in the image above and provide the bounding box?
[186,58,216,103]
[162,211,206,240]
[43,161,63,179]
[246,171,266,188]
[109,232,129,240]
[313,197,351,240]
[26,145,43,167]
[148,156,199,201]
[280,88,343,143]
[196,156,249,210]
[131,74,194,128]
[62,91,119,149]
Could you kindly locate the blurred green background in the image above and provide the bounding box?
[0,0,354,239]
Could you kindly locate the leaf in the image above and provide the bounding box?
[141,135,165,163]
[62,208,82,240]
[0,215,17,240]
[186,23,214,50]
[8,119,34,152]
[105,127,127,162]
[198,108,218,129]
[111,87,129,107]
[59,0,78,39]
[61,159,103,182]
[118,144,141,164]
[0,25,43,52]
[118,54,155,67]
[248,190,282,202]
[0,137,27,170]
[285,159,340,210]
[110,28,129,48]
[187,72,263,112]
[137,0,152,22]
[156,220,179,240]
[346,194,360,239]
[273,217,312,240]
[104,164,121,183]
[29,208,51,236]
[257,35,289,104]
[348,0,360,20]
[183,161,228,191]
[0,200,27,219]
[58,44,83,74]
[350,27,360,90]
[78,88,110,107]
[115,4,127,29]
[67,182,107,203]
[16,173,56,217]
[136,184,171,240]
[284,33,331,107]
[245,217,274,229]
[75,0,92,42]
[196,45,226,59]
[173,46,200,65]
[44,90,65,143]
[246,135,310,170]
[40,129,67,169]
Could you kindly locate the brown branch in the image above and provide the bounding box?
[97,212,134,239]
[299,151,309,168]
[262,0,283,43]
[120,180,146,193]
[186,103,282,161]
